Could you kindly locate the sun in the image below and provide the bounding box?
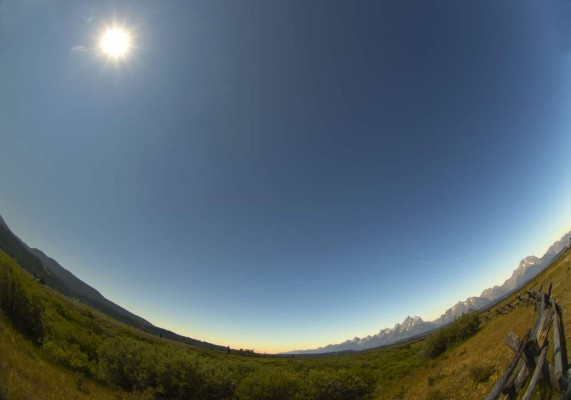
[99,28,131,58]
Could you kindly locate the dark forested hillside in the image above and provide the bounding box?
[0,214,224,351]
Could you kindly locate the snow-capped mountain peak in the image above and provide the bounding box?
[396,315,424,332]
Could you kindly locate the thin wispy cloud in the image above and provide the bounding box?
[70,45,89,53]
[418,255,472,265]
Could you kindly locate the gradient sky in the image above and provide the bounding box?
[1,0,571,353]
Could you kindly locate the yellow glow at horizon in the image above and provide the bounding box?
[100,28,131,58]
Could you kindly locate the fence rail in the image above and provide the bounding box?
[485,283,570,400]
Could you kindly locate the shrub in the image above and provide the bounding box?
[300,369,375,400]
[235,368,301,400]
[97,338,160,391]
[195,362,236,399]
[469,365,495,383]
[0,255,44,341]
[97,337,237,399]
[423,335,448,359]
[423,312,479,358]
[43,340,93,374]
[427,372,444,386]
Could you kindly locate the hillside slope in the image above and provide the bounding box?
[0,213,225,350]
[0,314,139,400]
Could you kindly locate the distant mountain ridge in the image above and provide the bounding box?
[307,316,439,354]
[0,213,225,351]
[286,231,571,354]
[27,247,152,328]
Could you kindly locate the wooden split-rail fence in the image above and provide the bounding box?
[481,294,531,325]
[486,282,570,399]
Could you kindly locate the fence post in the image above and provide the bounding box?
[522,344,549,400]
[551,297,564,391]
[485,329,531,400]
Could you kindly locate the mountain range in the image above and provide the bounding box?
[286,231,571,354]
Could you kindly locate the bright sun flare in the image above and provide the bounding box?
[100,28,131,58]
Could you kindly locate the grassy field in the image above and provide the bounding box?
[0,246,569,399]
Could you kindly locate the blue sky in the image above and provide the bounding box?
[1,0,571,353]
